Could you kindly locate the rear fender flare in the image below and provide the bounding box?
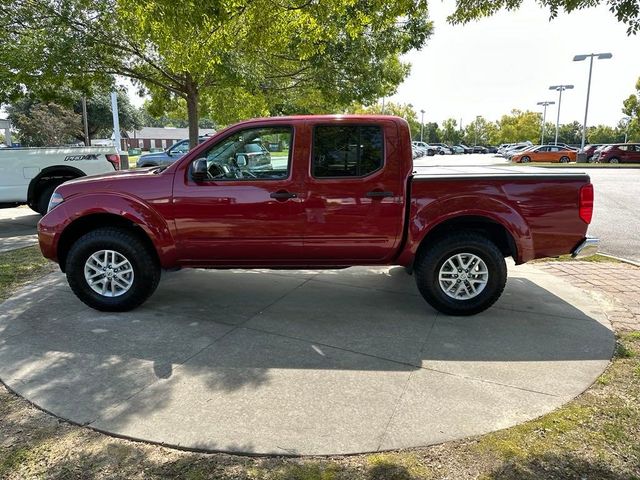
[404,195,534,264]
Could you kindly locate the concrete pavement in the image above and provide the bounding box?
[0,264,614,455]
[0,206,39,253]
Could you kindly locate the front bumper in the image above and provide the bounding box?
[571,237,599,259]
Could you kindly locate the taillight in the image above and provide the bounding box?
[106,154,120,170]
[579,184,594,224]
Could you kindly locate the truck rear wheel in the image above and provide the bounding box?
[414,232,507,316]
[65,228,161,311]
[35,184,57,215]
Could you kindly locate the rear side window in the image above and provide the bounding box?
[312,125,384,178]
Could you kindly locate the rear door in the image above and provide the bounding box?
[299,121,406,262]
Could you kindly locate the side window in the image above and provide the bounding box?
[312,125,384,178]
[199,126,292,181]
[618,145,628,151]
[171,140,190,154]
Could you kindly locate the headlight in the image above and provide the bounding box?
[47,192,64,213]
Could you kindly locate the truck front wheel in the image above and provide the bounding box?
[65,228,161,311]
[414,233,507,316]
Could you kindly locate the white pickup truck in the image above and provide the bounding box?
[0,146,120,214]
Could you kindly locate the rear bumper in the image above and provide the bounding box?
[571,237,599,259]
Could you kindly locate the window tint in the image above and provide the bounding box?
[312,125,384,178]
[198,126,291,181]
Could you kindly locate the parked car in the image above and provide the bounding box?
[511,145,577,163]
[0,145,120,214]
[472,145,488,154]
[39,115,597,317]
[137,136,211,167]
[484,146,498,154]
[499,142,533,157]
[592,143,640,164]
[504,144,534,159]
[428,143,453,155]
[450,145,465,154]
[412,141,435,156]
[456,144,473,154]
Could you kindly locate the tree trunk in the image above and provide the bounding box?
[185,74,200,149]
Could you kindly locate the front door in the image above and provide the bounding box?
[172,124,303,265]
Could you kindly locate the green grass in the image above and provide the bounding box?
[0,246,54,302]
[533,253,620,264]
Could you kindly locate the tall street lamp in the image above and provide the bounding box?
[420,109,425,142]
[574,53,612,150]
[549,85,574,145]
[537,101,555,145]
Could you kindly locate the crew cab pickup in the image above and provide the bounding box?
[0,146,120,214]
[38,115,597,315]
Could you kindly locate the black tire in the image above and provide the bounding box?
[521,156,531,163]
[36,184,58,215]
[560,156,570,163]
[414,232,507,316]
[609,157,620,164]
[438,150,445,155]
[65,227,161,311]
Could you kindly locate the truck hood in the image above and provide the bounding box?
[55,167,163,199]
[139,151,169,160]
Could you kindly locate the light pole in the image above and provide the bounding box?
[549,85,574,145]
[621,116,631,143]
[420,109,425,142]
[574,53,612,150]
[474,115,481,146]
[536,101,555,145]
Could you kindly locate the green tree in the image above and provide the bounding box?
[622,77,640,141]
[463,116,498,146]
[556,121,583,145]
[439,118,462,145]
[349,102,422,139]
[587,125,621,144]
[7,101,83,146]
[448,0,640,34]
[2,0,432,148]
[495,109,541,144]
[6,90,143,144]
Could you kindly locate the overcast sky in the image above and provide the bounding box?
[389,0,640,128]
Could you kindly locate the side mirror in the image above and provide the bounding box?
[236,154,247,168]
[191,158,208,182]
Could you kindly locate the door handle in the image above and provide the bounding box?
[270,191,297,200]
[366,191,394,198]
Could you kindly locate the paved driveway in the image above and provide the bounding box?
[0,206,39,253]
[0,264,614,455]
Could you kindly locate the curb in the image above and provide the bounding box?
[599,253,640,268]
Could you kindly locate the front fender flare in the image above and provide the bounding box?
[41,192,178,269]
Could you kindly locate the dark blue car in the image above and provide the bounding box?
[137,136,209,167]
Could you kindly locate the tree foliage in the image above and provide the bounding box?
[7,101,82,146]
[439,118,463,145]
[2,0,433,147]
[495,109,541,143]
[622,77,640,141]
[349,102,423,138]
[6,90,143,145]
[448,0,640,35]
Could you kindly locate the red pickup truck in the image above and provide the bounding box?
[38,115,597,316]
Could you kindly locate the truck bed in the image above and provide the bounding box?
[412,164,589,180]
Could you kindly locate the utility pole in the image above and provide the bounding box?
[536,101,555,145]
[81,97,90,146]
[420,109,425,142]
